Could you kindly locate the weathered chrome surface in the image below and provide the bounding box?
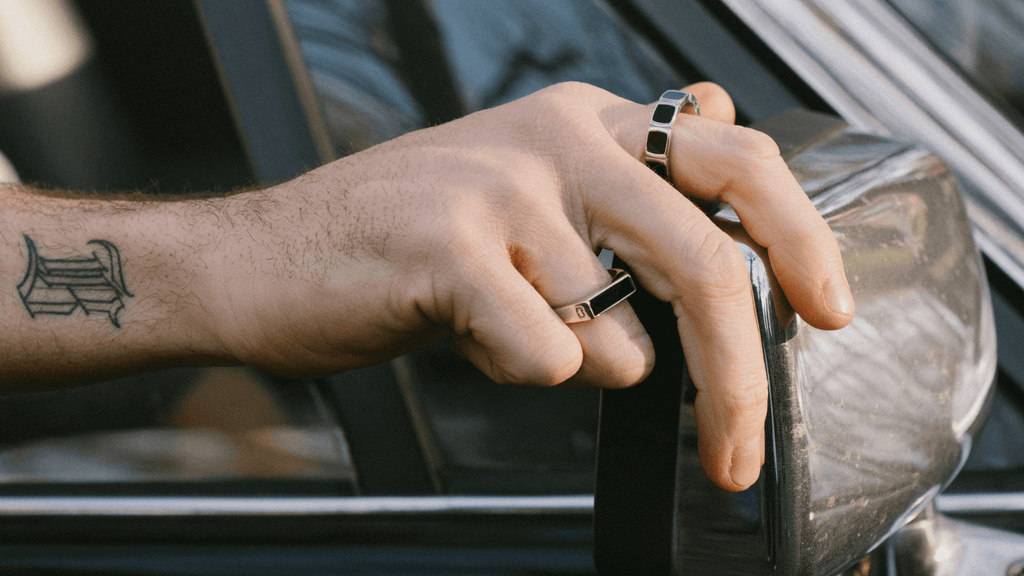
[718,0,1024,291]
[672,120,997,575]
[888,503,1024,576]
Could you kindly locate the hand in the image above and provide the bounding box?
[209,81,853,491]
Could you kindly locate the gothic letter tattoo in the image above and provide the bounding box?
[18,235,133,328]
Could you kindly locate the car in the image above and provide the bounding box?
[0,0,1021,574]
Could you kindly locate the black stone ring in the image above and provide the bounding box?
[553,269,636,324]
[644,90,700,182]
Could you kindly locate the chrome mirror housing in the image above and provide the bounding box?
[594,110,997,575]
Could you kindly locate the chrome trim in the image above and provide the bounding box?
[3,491,1018,518]
[720,0,1024,285]
[0,495,595,516]
[936,492,1024,515]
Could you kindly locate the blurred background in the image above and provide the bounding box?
[0,0,250,192]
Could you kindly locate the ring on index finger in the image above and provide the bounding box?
[644,90,700,182]
[553,269,636,324]
[644,90,721,216]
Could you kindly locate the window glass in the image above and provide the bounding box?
[287,0,683,156]
[0,367,356,491]
[887,0,1024,121]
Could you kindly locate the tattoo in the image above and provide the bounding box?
[18,235,133,328]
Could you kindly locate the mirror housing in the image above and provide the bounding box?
[594,110,997,575]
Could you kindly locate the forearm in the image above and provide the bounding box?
[0,185,235,392]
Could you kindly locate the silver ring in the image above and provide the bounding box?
[553,269,636,324]
[644,90,720,215]
[644,90,700,183]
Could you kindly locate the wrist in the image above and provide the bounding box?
[133,198,246,369]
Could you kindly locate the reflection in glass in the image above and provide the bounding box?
[0,367,354,486]
[286,0,680,156]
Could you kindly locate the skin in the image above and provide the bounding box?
[0,82,852,491]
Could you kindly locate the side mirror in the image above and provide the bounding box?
[594,110,997,575]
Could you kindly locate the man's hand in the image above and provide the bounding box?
[0,82,851,491]
[208,82,853,491]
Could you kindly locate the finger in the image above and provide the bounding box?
[604,94,853,331]
[447,252,584,387]
[671,120,854,329]
[579,144,768,491]
[675,233,768,492]
[512,223,654,389]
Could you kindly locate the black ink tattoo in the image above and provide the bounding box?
[18,235,133,328]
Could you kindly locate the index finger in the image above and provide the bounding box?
[671,118,854,329]
[613,90,854,331]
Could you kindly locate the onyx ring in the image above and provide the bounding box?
[553,269,636,324]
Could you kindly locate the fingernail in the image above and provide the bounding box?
[729,437,764,489]
[824,271,854,317]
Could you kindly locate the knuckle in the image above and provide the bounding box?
[686,230,749,300]
[493,354,577,387]
[484,328,582,388]
[526,83,585,118]
[601,322,655,389]
[722,376,769,419]
[602,358,650,389]
[698,126,788,202]
[505,85,591,166]
[538,81,602,102]
[511,84,615,189]
[534,341,583,386]
[730,125,781,160]
[524,82,611,131]
[690,81,734,120]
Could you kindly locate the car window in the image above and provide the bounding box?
[886,0,1024,125]
[0,367,357,493]
[286,0,682,156]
